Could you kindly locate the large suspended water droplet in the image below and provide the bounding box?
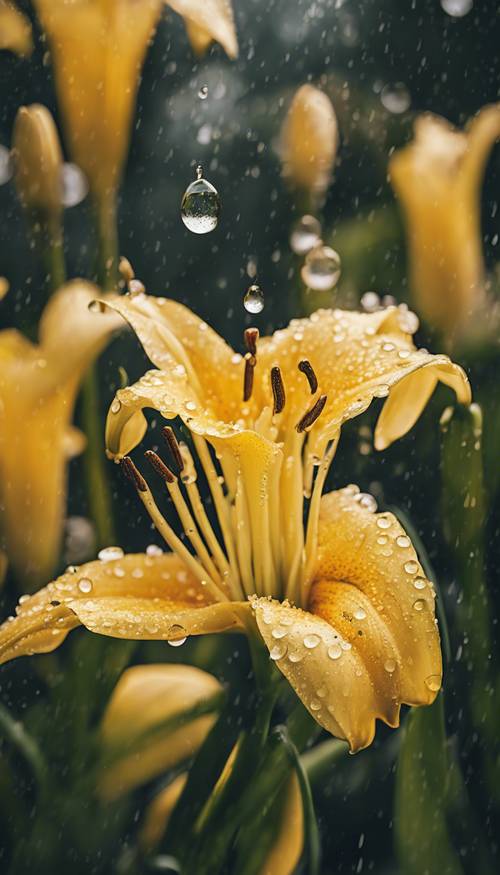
[181,165,220,234]
[441,0,472,16]
[289,214,321,255]
[61,162,88,207]
[243,283,265,314]
[380,83,411,114]
[0,145,12,185]
[301,244,341,292]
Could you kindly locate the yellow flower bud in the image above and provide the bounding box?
[390,105,500,342]
[281,84,338,202]
[12,104,63,218]
[99,663,222,800]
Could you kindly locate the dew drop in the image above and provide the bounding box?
[303,633,321,649]
[168,637,187,647]
[377,516,391,529]
[289,214,322,255]
[98,546,124,562]
[413,599,426,612]
[146,544,164,556]
[424,674,441,692]
[354,607,366,621]
[270,642,287,660]
[288,649,305,663]
[396,535,410,548]
[198,84,208,99]
[404,560,419,575]
[301,244,341,292]
[310,700,321,712]
[271,625,287,639]
[360,291,380,312]
[61,162,88,207]
[181,166,220,234]
[243,283,265,314]
[77,578,93,593]
[110,398,121,414]
[384,658,396,673]
[357,493,377,513]
[327,643,342,660]
[414,577,427,590]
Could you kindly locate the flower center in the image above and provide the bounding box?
[121,328,339,609]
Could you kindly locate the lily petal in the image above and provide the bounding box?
[311,488,442,706]
[0,553,245,665]
[257,307,471,447]
[0,1,33,56]
[167,0,238,59]
[0,282,121,588]
[99,663,222,799]
[253,597,379,751]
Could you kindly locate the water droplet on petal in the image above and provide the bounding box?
[384,658,396,673]
[396,535,410,548]
[357,493,377,512]
[327,643,342,660]
[168,637,187,647]
[198,84,208,99]
[414,577,427,590]
[301,244,341,291]
[404,560,419,575]
[310,700,321,712]
[413,599,426,612]
[243,283,265,314]
[271,625,287,639]
[146,544,164,556]
[354,607,366,621]
[270,642,287,660]
[424,674,441,692]
[110,398,121,414]
[377,516,391,529]
[289,214,322,255]
[77,578,93,593]
[303,633,321,649]
[98,546,124,562]
[181,167,220,234]
[360,291,380,312]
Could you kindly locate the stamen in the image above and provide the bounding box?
[298,359,318,394]
[145,450,176,483]
[271,366,286,415]
[121,456,148,492]
[162,426,185,473]
[296,394,327,432]
[243,353,256,402]
[244,327,259,357]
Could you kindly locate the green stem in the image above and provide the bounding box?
[0,703,48,797]
[95,192,119,291]
[81,363,115,548]
[41,214,66,294]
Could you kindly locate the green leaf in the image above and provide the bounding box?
[394,696,462,875]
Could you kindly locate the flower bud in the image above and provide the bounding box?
[281,84,338,201]
[0,1,33,56]
[12,104,63,218]
[99,663,222,800]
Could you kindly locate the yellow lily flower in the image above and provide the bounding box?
[0,281,120,589]
[390,105,500,342]
[0,0,33,56]
[99,662,222,800]
[33,0,237,205]
[0,296,470,751]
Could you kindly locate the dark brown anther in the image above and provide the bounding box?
[145,450,176,483]
[296,394,327,433]
[121,456,148,492]
[162,425,185,472]
[298,359,318,394]
[243,353,255,402]
[271,366,286,415]
[244,327,259,357]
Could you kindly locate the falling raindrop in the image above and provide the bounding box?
[243,283,265,314]
[289,214,322,255]
[380,83,411,114]
[61,163,88,207]
[198,84,209,100]
[181,164,220,234]
[441,0,473,16]
[301,244,341,292]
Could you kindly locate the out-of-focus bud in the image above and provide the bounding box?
[99,663,223,801]
[0,1,33,56]
[12,104,63,219]
[390,105,500,344]
[281,84,338,203]
[140,773,188,851]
